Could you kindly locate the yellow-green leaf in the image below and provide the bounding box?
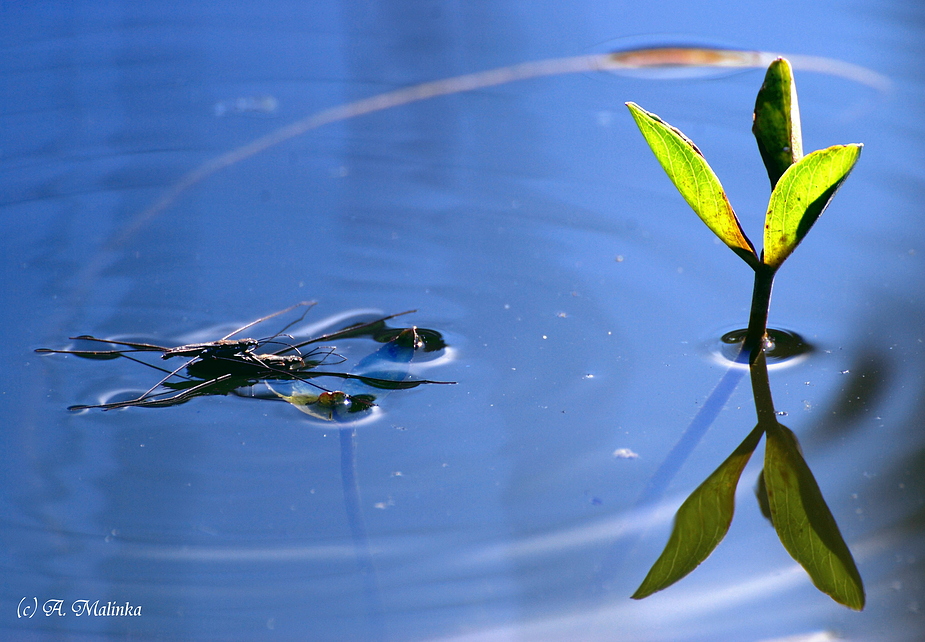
[626,102,759,268]
[632,424,764,599]
[764,422,865,610]
[753,57,803,189]
[763,144,862,269]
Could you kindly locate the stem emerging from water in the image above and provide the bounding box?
[744,263,779,423]
[744,263,777,363]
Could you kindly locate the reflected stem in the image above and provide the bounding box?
[749,349,778,426]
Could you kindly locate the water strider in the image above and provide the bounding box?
[37,303,452,413]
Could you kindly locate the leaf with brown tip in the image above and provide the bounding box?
[626,102,760,268]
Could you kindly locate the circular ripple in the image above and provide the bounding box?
[710,327,815,369]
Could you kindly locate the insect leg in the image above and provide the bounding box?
[278,310,417,355]
[69,374,235,410]
[220,301,315,341]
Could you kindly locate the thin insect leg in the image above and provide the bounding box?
[233,353,334,393]
[35,341,172,360]
[117,353,195,377]
[296,345,346,367]
[70,374,235,411]
[35,347,127,357]
[69,336,170,352]
[255,338,299,353]
[232,302,314,354]
[38,345,195,377]
[276,310,417,355]
[220,301,315,341]
[35,336,168,356]
[263,303,316,340]
[315,372,454,388]
[98,357,198,408]
[314,346,347,366]
[128,374,237,408]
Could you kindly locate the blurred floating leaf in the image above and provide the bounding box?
[625,102,759,268]
[763,144,862,269]
[753,57,803,188]
[763,422,865,610]
[632,424,764,599]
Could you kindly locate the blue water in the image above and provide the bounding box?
[3,1,924,640]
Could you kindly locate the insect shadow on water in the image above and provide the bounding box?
[36,301,453,414]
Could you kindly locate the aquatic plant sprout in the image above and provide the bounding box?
[626,58,865,610]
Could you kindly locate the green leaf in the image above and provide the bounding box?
[764,422,865,610]
[632,424,764,599]
[753,57,803,189]
[763,144,862,269]
[626,102,759,268]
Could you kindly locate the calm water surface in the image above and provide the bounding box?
[3,1,924,640]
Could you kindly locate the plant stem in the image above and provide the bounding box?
[744,263,776,363]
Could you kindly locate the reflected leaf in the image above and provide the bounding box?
[763,144,862,269]
[625,102,759,268]
[753,57,803,189]
[632,424,764,599]
[764,422,865,610]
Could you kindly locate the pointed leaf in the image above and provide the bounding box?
[626,102,759,267]
[632,424,763,599]
[764,422,865,610]
[763,144,862,269]
[753,57,803,189]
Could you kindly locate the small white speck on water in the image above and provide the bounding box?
[612,448,639,459]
